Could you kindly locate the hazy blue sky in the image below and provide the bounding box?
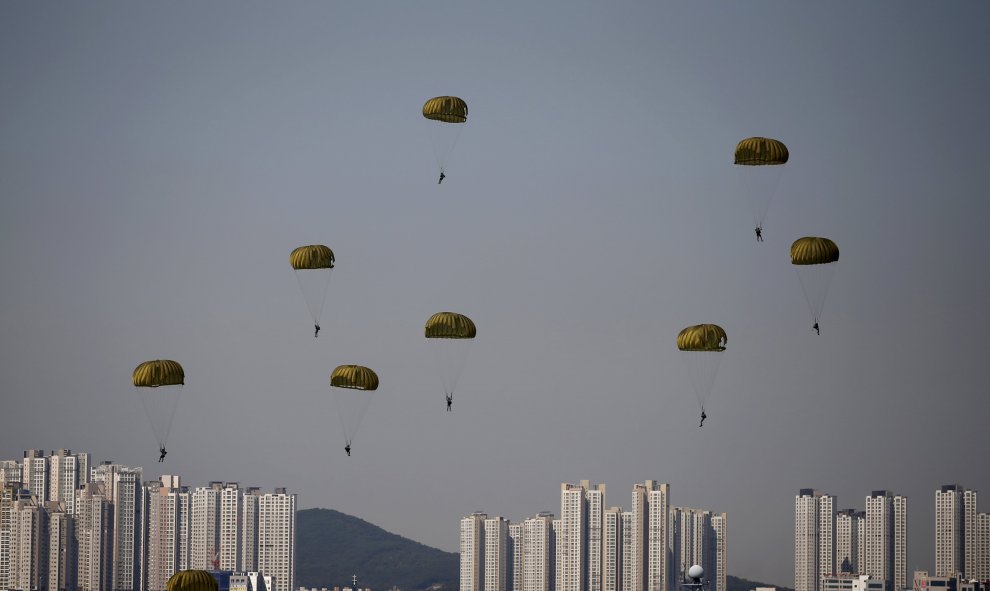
[2,2,989,585]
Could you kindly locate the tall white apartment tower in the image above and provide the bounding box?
[586,482,606,591]
[145,476,191,591]
[647,482,670,591]
[75,482,113,591]
[9,497,46,591]
[621,512,633,591]
[893,495,906,591]
[795,489,836,591]
[241,487,262,573]
[603,507,622,591]
[509,522,524,591]
[0,484,29,590]
[819,493,836,583]
[560,483,588,591]
[629,481,669,591]
[46,500,75,591]
[976,512,990,580]
[836,510,864,574]
[220,482,243,571]
[48,449,90,515]
[257,488,296,591]
[91,462,143,591]
[461,512,487,591]
[865,491,907,591]
[670,508,712,584]
[191,482,222,570]
[484,516,509,591]
[523,513,555,591]
[711,513,726,591]
[21,450,49,504]
[935,485,965,577]
[670,507,724,591]
[963,489,978,580]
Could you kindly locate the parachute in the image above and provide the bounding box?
[425,312,476,409]
[132,360,185,455]
[676,324,726,412]
[290,245,335,337]
[734,137,788,236]
[166,570,218,591]
[422,96,468,181]
[790,237,839,331]
[329,365,379,451]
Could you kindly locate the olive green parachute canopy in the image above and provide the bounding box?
[330,365,379,391]
[423,96,468,123]
[290,245,335,270]
[677,324,727,352]
[425,312,477,339]
[790,237,840,265]
[166,570,217,591]
[132,360,185,387]
[734,137,789,165]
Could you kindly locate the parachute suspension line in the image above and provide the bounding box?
[138,386,183,449]
[313,270,332,327]
[293,269,333,327]
[431,338,473,400]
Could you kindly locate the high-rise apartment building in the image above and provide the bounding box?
[523,513,555,591]
[671,507,711,584]
[836,510,864,574]
[145,476,194,591]
[257,487,296,591]
[795,489,836,591]
[462,512,487,591]
[864,491,907,591]
[586,482,606,591]
[621,512,633,591]
[241,487,262,573]
[559,483,588,591]
[75,482,113,591]
[509,522,524,591]
[48,449,90,515]
[935,485,966,577]
[191,482,222,570]
[9,496,47,591]
[976,512,990,581]
[46,500,75,591]
[669,507,725,591]
[22,450,49,504]
[963,489,978,580]
[220,482,243,571]
[0,483,29,590]
[711,513,726,591]
[646,482,670,591]
[485,516,509,591]
[92,462,143,591]
[629,481,669,591]
[603,507,622,591]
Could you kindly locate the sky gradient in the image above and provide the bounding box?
[2,2,989,585]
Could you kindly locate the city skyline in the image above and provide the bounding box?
[0,447,296,591]
[2,3,990,586]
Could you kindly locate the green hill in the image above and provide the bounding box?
[296,508,792,591]
[296,508,458,591]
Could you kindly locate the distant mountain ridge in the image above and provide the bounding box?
[296,508,792,591]
[296,508,458,591]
